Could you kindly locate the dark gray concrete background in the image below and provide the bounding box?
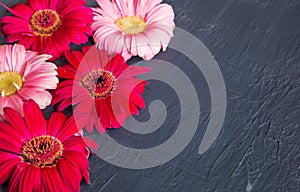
[0,0,300,192]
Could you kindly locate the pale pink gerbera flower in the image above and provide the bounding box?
[92,0,175,60]
[0,44,58,120]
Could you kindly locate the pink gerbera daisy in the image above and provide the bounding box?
[0,100,90,191]
[0,0,92,60]
[92,0,175,60]
[52,46,150,133]
[0,44,58,121]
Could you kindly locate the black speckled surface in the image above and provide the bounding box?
[1,0,300,192]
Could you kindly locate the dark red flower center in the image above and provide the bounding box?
[30,9,62,37]
[22,135,63,167]
[81,69,115,98]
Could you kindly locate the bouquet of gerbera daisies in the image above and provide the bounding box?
[0,0,175,191]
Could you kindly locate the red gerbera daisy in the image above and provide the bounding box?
[52,46,150,133]
[0,0,92,60]
[0,100,90,191]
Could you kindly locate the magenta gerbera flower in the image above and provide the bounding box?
[0,100,90,191]
[0,44,58,121]
[52,46,150,133]
[92,0,175,60]
[0,0,92,60]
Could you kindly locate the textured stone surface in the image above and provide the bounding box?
[0,0,300,192]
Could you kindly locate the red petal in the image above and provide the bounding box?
[134,81,148,94]
[27,0,48,10]
[65,50,84,69]
[63,136,86,153]
[104,54,127,77]
[97,99,110,129]
[41,166,68,191]
[130,90,145,109]
[58,98,72,111]
[11,3,34,18]
[63,150,90,183]
[119,66,151,78]
[0,132,23,154]
[57,160,80,192]
[47,112,67,136]
[83,137,99,150]
[0,2,26,18]
[0,122,24,142]
[104,98,122,128]
[17,36,37,50]
[129,101,139,115]
[8,162,28,191]
[21,165,41,192]
[2,22,30,34]
[56,116,81,142]
[56,0,86,16]
[63,7,93,22]
[23,100,47,136]
[0,154,21,184]
[57,66,76,79]
[6,33,23,43]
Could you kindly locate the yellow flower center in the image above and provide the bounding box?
[22,135,63,167]
[0,71,23,97]
[81,69,115,98]
[30,9,62,37]
[115,16,146,34]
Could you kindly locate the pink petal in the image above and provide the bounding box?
[3,95,24,116]
[95,0,120,19]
